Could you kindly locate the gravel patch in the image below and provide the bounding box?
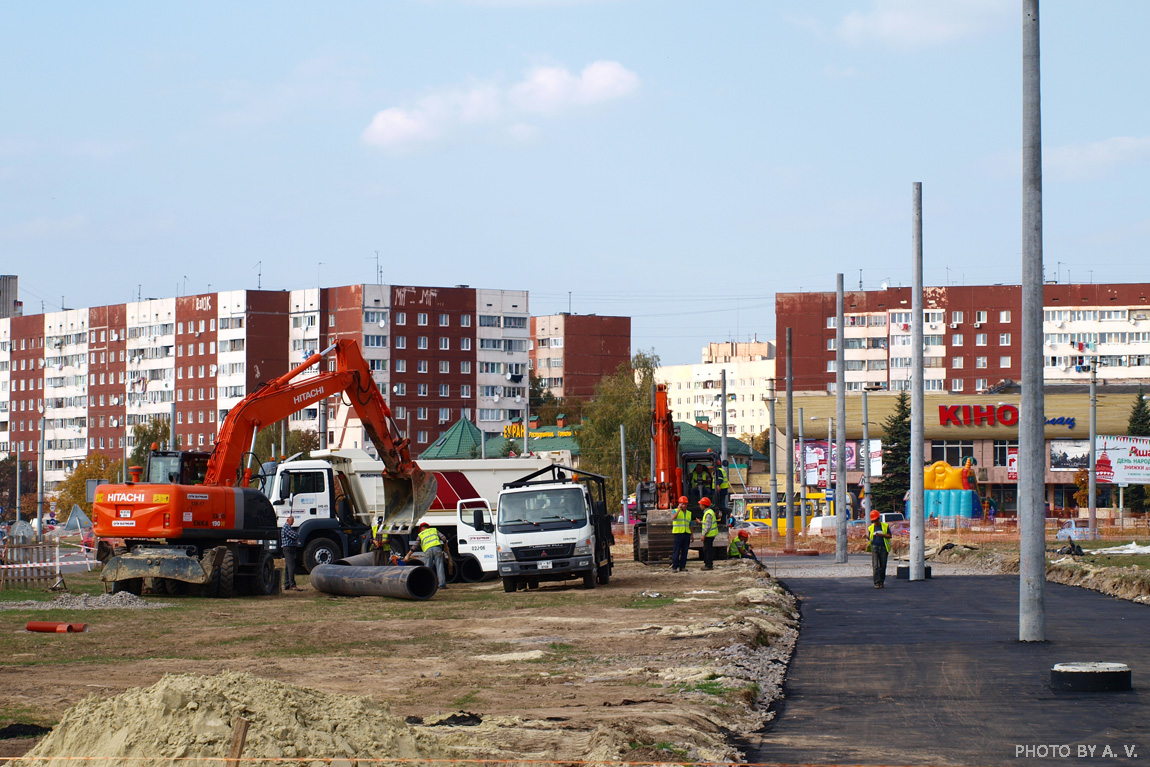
[0,592,169,611]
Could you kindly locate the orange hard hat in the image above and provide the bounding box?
[738,529,750,540]
[870,510,879,521]
[678,496,689,505]
[418,522,430,529]
[699,498,711,507]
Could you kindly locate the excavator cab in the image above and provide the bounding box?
[681,451,721,513]
[146,451,211,485]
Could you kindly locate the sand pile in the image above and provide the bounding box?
[15,672,454,767]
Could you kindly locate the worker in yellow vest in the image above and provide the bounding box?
[716,460,731,511]
[700,497,718,570]
[670,496,693,572]
[867,510,892,589]
[417,521,448,589]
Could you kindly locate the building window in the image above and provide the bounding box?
[395,312,406,325]
[461,360,472,374]
[417,360,428,373]
[365,310,388,325]
[951,379,964,391]
[417,407,428,420]
[439,337,450,350]
[999,333,1010,346]
[417,312,428,326]
[416,336,427,350]
[975,333,987,346]
[416,430,428,444]
[394,383,406,396]
[976,311,987,324]
[952,357,964,369]
[931,440,974,466]
[1000,356,1011,368]
[461,338,472,351]
[952,334,963,346]
[479,315,501,327]
[395,359,406,373]
[439,407,451,422]
[479,408,501,421]
[418,383,428,396]
[395,406,406,419]
[439,384,450,397]
[461,384,471,398]
[826,339,836,351]
[1000,310,1011,323]
[396,336,406,350]
[976,356,987,368]
[975,378,987,391]
[439,313,449,327]
[826,361,836,372]
[826,317,837,329]
[951,311,963,324]
[364,335,387,347]
[460,315,472,328]
[328,313,335,328]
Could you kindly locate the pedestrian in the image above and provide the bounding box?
[281,514,300,591]
[727,529,760,565]
[688,464,712,503]
[716,460,731,511]
[699,497,718,570]
[417,521,449,589]
[867,510,891,589]
[670,496,692,572]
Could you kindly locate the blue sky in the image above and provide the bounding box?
[2,1,1148,364]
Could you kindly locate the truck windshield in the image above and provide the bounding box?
[498,487,588,529]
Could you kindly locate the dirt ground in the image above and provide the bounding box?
[0,548,795,765]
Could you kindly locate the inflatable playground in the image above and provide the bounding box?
[905,458,984,521]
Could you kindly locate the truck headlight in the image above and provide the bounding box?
[497,546,515,561]
[573,538,592,556]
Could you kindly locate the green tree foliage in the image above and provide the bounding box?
[575,350,659,504]
[0,456,38,522]
[55,453,124,516]
[252,423,319,464]
[870,391,912,514]
[529,372,584,426]
[128,418,174,470]
[1124,386,1150,513]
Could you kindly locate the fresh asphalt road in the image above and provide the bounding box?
[749,565,1149,767]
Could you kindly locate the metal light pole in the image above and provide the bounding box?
[1088,359,1097,537]
[768,398,778,538]
[785,329,795,551]
[620,424,629,526]
[910,182,926,581]
[835,274,847,563]
[37,415,45,543]
[1020,0,1047,641]
[720,369,729,463]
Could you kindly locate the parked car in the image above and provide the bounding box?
[1056,519,1094,541]
[732,520,772,535]
[807,515,837,536]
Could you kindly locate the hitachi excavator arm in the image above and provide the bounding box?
[205,339,436,523]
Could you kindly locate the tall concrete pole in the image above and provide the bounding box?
[862,391,873,521]
[768,398,778,537]
[720,369,729,462]
[1088,360,1097,537]
[37,416,45,543]
[319,401,328,450]
[785,328,795,551]
[1020,0,1047,642]
[620,424,629,526]
[798,407,807,532]
[835,274,847,563]
[15,442,20,523]
[910,182,926,580]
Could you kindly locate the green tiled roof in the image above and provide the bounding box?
[675,421,767,462]
[419,419,486,460]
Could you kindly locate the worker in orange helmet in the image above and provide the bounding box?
[699,497,718,570]
[867,510,892,589]
[727,528,760,565]
[670,496,692,572]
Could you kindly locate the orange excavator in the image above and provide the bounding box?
[94,339,436,597]
[631,383,728,563]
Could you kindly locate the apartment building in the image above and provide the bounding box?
[655,341,776,440]
[530,314,631,399]
[777,283,1150,393]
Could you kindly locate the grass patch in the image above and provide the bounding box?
[0,703,56,728]
[1080,553,1150,569]
[622,596,676,609]
[453,689,480,708]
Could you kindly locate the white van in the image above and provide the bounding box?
[807,516,837,536]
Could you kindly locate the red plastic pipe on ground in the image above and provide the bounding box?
[26,621,88,633]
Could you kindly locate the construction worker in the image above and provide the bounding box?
[867,510,892,589]
[727,529,760,565]
[281,514,300,591]
[699,497,718,570]
[688,463,712,503]
[716,460,731,511]
[417,521,449,589]
[670,496,692,572]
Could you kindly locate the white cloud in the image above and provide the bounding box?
[835,0,1010,49]
[1046,137,1150,181]
[362,60,639,152]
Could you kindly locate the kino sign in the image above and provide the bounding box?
[939,404,1077,429]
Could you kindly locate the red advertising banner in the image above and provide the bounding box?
[1007,447,1018,481]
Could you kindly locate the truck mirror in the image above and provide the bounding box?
[472,508,484,530]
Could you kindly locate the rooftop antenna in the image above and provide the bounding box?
[568,291,571,314]
[137,284,142,301]
[255,261,262,290]
[859,269,863,290]
[375,251,382,285]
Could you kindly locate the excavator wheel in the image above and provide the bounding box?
[160,578,187,596]
[632,528,642,563]
[249,550,279,596]
[200,547,236,598]
[112,578,143,596]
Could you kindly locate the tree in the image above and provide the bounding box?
[529,372,584,426]
[1124,386,1150,513]
[0,456,37,522]
[55,453,124,516]
[128,418,174,470]
[253,424,319,464]
[1073,467,1090,509]
[870,391,912,514]
[575,350,659,504]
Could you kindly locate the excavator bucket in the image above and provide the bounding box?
[380,468,438,528]
[100,547,215,586]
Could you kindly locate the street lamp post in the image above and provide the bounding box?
[37,414,46,543]
[1089,358,1097,538]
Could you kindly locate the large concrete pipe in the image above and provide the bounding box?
[309,564,438,600]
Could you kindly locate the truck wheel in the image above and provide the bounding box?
[302,537,340,573]
[502,576,518,593]
[583,565,597,590]
[112,578,143,596]
[596,564,611,585]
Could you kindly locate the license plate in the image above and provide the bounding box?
[538,560,552,570]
